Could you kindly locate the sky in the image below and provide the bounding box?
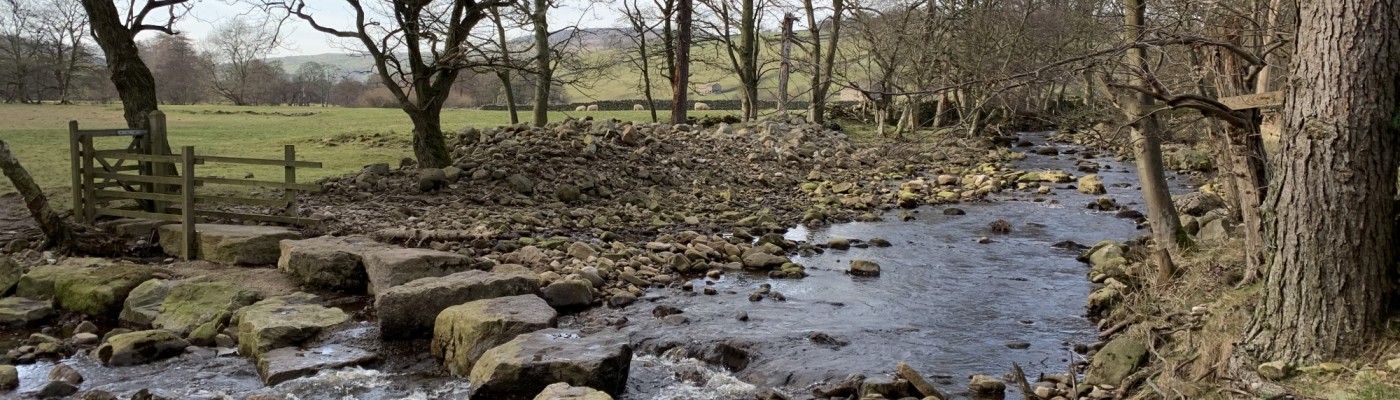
[152,0,625,57]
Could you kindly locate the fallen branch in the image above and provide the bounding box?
[896,362,947,400]
[373,228,495,243]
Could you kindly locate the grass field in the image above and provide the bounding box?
[0,103,751,207]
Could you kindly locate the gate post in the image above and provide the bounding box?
[149,111,170,212]
[181,146,196,260]
[68,121,82,223]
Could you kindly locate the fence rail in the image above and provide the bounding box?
[69,111,322,260]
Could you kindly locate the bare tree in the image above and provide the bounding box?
[272,0,510,168]
[800,0,841,124]
[36,0,89,104]
[696,0,764,120]
[670,0,691,124]
[141,35,208,104]
[0,140,74,252]
[528,0,550,126]
[204,18,283,106]
[619,0,661,122]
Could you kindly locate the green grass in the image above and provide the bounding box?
[0,103,747,208]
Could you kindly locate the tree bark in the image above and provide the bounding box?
[670,0,692,124]
[1239,0,1400,365]
[0,140,74,253]
[490,9,519,124]
[530,0,551,127]
[737,0,759,121]
[803,0,841,124]
[406,108,452,169]
[1122,0,1184,253]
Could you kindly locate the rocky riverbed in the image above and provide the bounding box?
[0,118,1205,399]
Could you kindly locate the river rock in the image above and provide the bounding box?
[1174,192,1225,216]
[507,174,535,195]
[1077,174,1105,194]
[812,373,865,398]
[362,247,477,294]
[533,382,613,400]
[0,256,18,295]
[119,279,171,327]
[540,279,594,309]
[470,329,632,400]
[232,293,349,358]
[47,364,82,385]
[53,263,157,318]
[969,375,1005,394]
[158,224,302,265]
[152,280,260,335]
[0,365,14,390]
[96,329,189,366]
[432,295,558,376]
[566,242,597,260]
[849,260,881,276]
[741,253,788,269]
[256,344,380,385]
[0,297,54,326]
[1082,337,1147,387]
[555,185,582,203]
[1197,219,1231,246]
[860,376,914,399]
[278,236,388,290]
[376,270,540,339]
[37,381,78,398]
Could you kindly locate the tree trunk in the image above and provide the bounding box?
[531,0,551,128]
[79,0,174,177]
[1122,0,1184,253]
[1239,0,1399,365]
[491,9,519,125]
[737,0,759,121]
[498,71,519,124]
[670,0,692,125]
[406,108,453,169]
[0,140,74,253]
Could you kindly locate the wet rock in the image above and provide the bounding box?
[119,279,170,327]
[541,279,594,309]
[0,365,14,390]
[37,381,78,398]
[0,257,18,294]
[80,390,118,400]
[849,260,881,276]
[1051,240,1089,250]
[1077,174,1105,194]
[0,297,54,326]
[651,305,683,319]
[376,270,540,339]
[1018,170,1073,183]
[869,238,892,247]
[808,332,848,349]
[1082,337,1147,387]
[418,168,448,192]
[812,373,865,398]
[1035,147,1059,156]
[362,247,477,294]
[470,329,632,399]
[741,253,788,270]
[607,294,636,308]
[432,295,557,376]
[941,208,966,216]
[158,224,302,265]
[861,376,914,399]
[1005,341,1031,349]
[153,280,260,335]
[278,236,388,290]
[1114,210,1144,219]
[755,388,788,400]
[968,375,1005,394]
[827,239,850,250]
[533,382,614,400]
[53,263,157,318]
[96,330,189,366]
[256,344,380,385]
[47,364,82,385]
[232,293,348,358]
[661,315,689,325]
[71,333,99,346]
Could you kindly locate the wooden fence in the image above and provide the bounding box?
[69,111,322,260]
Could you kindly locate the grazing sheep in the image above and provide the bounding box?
[587,104,599,111]
[574,105,587,111]
[694,102,711,110]
[633,104,645,111]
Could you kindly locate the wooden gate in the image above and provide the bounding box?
[69,111,323,259]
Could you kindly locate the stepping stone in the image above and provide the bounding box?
[431,295,557,375]
[159,224,302,265]
[470,329,632,400]
[232,293,348,359]
[277,235,390,291]
[362,247,477,294]
[96,329,190,366]
[256,344,379,385]
[0,297,54,326]
[376,270,540,340]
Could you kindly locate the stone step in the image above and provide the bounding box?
[158,224,302,265]
[376,270,540,340]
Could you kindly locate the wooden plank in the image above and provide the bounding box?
[92,149,192,164]
[197,176,320,191]
[95,208,183,222]
[81,136,95,223]
[194,209,321,226]
[95,190,182,203]
[181,146,196,261]
[98,191,287,208]
[284,145,297,217]
[104,165,143,172]
[191,154,322,168]
[93,172,193,186]
[1219,90,1284,110]
[197,195,290,207]
[68,121,81,221]
[76,128,149,137]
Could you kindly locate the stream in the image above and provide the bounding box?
[8,132,1193,399]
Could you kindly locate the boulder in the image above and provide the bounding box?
[540,280,593,309]
[533,383,614,400]
[566,242,597,260]
[53,263,157,318]
[968,375,1006,394]
[555,185,582,203]
[15,263,88,299]
[256,344,380,386]
[470,329,632,400]
[362,248,477,294]
[741,253,788,269]
[1174,192,1226,216]
[232,293,349,358]
[1077,174,1105,194]
[119,279,171,327]
[0,256,18,295]
[277,236,388,290]
[1082,337,1147,387]
[507,174,535,195]
[152,280,260,335]
[159,224,302,265]
[0,297,54,326]
[849,260,881,276]
[1197,219,1231,246]
[431,295,558,375]
[0,365,14,390]
[376,270,540,340]
[96,330,190,366]
[418,168,448,192]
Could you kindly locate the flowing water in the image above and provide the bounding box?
[7,132,1194,399]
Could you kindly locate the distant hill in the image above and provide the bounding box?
[273,53,378,80]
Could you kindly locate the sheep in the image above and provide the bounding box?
[694,102,711,111]
[574,105,587,112]
[587,104,599,111]
[632,104,645,111]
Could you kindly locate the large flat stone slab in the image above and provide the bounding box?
[152,279,261,335]
[376,270,540,340]
[0,297,54,326]
[277,236,390,291]
[232,293,349,359]
[53,263,158,318]
[160,224,303,265]
[256,344,380,386]
[470,329,632,400]
[96,329,190,366]
[361,248,478,294]
[431,295,557,375]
